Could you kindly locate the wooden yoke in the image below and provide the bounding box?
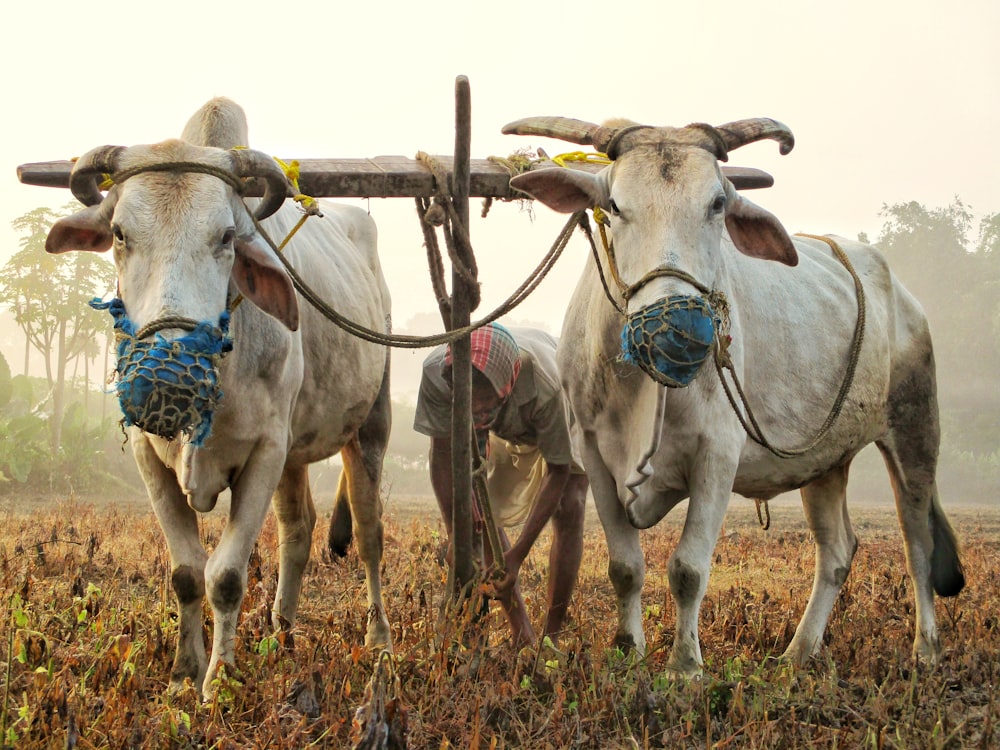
[17,159,775,197]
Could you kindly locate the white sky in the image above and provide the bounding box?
[3,0,998,344]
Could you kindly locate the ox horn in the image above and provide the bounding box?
[226,148,291,220]
[501,117,625,154]
[69,146,126,206]
[712,118,795,156]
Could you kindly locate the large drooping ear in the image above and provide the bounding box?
[45,204,114,254]
[232,233,299,330]
[509,167,610,213]
[724,187,798,266]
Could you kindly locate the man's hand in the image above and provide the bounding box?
[489,547,524,598]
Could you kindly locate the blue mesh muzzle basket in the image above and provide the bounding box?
[91,298,233,445]
[621,295,718,388]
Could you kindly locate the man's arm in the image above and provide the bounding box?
[494,460,571,592]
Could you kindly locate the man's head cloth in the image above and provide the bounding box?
[446,322,521,399]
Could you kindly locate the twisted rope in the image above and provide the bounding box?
[255,209,583,348]
[580,214,866,460]
[103,161,246,193]
[416,152,479,293]
[100,156,584,350]
[134,315,200,340]
[713,234,867,458]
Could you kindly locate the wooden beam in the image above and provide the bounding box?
[16,157,774,198]
[449,76,476,594]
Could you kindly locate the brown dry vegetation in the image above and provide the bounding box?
[0,495,997,749]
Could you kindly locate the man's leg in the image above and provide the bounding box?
[543,473,588,638]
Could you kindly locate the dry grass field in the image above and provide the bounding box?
[0,492,996,749]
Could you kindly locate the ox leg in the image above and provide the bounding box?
[784,463,857,664]
[341,368,392,649]
[340,437,391,649]
[665,466,733,677]
[202,446,284,698]
[271,464,317,629]
[586,443,646,654]
[133,435,208,693]
[877,399,964,665]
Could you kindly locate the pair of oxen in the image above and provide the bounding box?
[45,98,963,700]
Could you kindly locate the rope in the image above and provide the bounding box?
[580,218,626,316]
[134,315,200,340]
[99,156,583,350]
[416,196,453,323]
[415,152,479,290]
[105,161,246,194]
[230,156,319,312]
[580,208,866,460]
[247,207,582,348]
[713,234,867,459]
[470,436,507,581]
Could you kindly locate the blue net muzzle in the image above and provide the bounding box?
[621,295,718,388]
[91,298,233,445]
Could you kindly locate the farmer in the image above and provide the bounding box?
[413,322,588,646]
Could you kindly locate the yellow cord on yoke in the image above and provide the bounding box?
[550,150,613,168]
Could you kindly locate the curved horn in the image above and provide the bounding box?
[502,117,621,153]
[69,146,126,206]
[713,118,795,156]
[226,148,290,220]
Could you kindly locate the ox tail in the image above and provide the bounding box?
[929,495,965,597]
[327,470,353,558]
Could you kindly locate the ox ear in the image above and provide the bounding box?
[725,192,798,266]
[232,234,300,331]
[45,205,114,254]
[509,168,609,213]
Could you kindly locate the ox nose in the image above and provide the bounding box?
[620,295,717,388]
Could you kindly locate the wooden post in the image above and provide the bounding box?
[450,75,475,594]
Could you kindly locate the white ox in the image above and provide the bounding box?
[45,98,393,697]
[506,116,965,676]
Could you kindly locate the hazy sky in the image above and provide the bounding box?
[4,0,998,348]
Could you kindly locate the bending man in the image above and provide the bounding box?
[414,323,588,646]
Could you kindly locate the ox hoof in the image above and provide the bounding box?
[609,632,646,662]
[781,635,821,667]
[912,632,941,667]
[202,662,243,704]
[166,676,200,700]
[365,607,393,651]
[665,659,704,681]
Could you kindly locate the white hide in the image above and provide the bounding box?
[47,99,393,698]
[512,139,963,677]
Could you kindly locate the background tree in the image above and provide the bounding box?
[0,202,116,452]
[976,211,1000,356]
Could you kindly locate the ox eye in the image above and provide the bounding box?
[608,199,621,217]
[710,194,726,215]
[221,227,235,245]
[112,224,125,244]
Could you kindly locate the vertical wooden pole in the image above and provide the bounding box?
[450,75,475,593]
